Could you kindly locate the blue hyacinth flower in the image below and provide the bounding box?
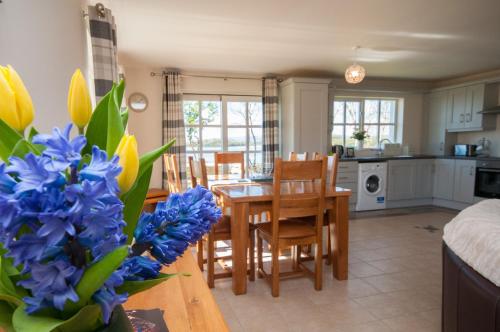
[122,256,161,281]
[79,146,121,194]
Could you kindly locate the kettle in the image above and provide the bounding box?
[332,145,344,157]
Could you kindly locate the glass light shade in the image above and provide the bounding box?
[345,64,366,84]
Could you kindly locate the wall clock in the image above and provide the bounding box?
[128,92,148,112]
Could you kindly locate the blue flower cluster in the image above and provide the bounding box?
[0,124,222,324]
[133,186,222,265]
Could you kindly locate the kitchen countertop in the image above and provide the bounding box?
[340,155,500,162]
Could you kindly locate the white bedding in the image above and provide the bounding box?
[443,199,500,287]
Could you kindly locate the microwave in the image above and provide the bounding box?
[454,144,477,157]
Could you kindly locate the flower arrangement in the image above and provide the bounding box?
[0,66,221,331]
[351,129,369,142]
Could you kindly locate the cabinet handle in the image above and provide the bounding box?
[339,176,350,180]
[470,166,474,176]
[460,114,464,123]
[440,142,444,151]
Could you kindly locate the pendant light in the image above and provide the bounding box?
[345,46,366,84]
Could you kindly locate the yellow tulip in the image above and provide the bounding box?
[116,135,139,194]
[0,65,35,132]
[68,69,92,131]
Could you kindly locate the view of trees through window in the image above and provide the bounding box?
[332,98,398,148]
[183,95,263,174]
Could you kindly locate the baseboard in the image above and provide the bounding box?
[432,198,470,210]
[386,198,433,209]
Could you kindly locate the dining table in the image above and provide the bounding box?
[207,174,352,295]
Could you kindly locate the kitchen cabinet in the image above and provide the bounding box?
[387,160,417,200]
[415,159,434,198]
[447,87,467,131]
[425,91,456,155]
[453,160,476,204]
[433,159,455,200]
[280,78,331,158]
[337,161,358,211]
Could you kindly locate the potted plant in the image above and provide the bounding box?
[0,66,221,331]
[351,129,369,149]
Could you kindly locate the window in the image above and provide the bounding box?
[332,98,398,148]
[183,95,263,174]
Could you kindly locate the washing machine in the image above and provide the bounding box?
[356,162,387,211]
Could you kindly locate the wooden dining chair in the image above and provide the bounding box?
[289,151,309,161]
[256,157,328,297]
[312,152,321,160]
[214,152,245,178]
[163,154,182,193]
[189,156,255,288]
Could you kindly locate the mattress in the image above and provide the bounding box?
[443,199,500,287]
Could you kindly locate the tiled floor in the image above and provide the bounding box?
[207,207,458,332]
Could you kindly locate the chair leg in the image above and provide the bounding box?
[314,241,323,291]
[271,243,280,297]
[326,224,332,265]
[207,230,215,288]
[249,229,255,282]
[257,234,263,279]
[197,239,204,271]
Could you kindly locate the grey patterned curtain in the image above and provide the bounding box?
[262,78,279,174]
[88,5,118,101]
[162,72,187,189]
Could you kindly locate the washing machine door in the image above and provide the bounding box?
[363,173,382,195]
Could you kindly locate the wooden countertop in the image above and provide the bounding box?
[124,251,229,332]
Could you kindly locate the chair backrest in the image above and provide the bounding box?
[272,157,328,236]
[188,156,208,188]
[311,152,321,160]
[214,152,245,178]
[289,151,309,161]
[327,153,340,190]
[163,154,182,193]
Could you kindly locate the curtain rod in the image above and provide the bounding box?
[150,71,283,82]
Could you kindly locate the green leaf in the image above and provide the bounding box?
[106,85,125,157]
[116,273,176,296]
[10,139,40,158]
[27,127,39,141]
[122,166,153,244]
[113,80,126,110]
[83,92,111,155]
[0,255,25,302]
[0,118,24,162]
[0,301,14,332]
[120,109,129,129]
[64,246,128,315]
[137,139,175,179]
[13,303,103,332]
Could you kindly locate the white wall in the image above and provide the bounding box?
[456,116,500,156]
[0,0,89,133]
[124,67,262,187]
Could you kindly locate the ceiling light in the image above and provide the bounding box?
[345,46,366,84]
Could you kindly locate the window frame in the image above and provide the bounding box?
[332,97,399,149]
[183,94,263,173]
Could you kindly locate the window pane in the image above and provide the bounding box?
[185,127,200,152]
[201,101,221,125]
[364,125,379,148]
[183,101,200,125]
[364,100,379,123]
[202,153,215,173]
[228,102,246,125]
[379,125,395,143]
[228,127,246,151]
[333,101,344,124]
[345,102,361,123]
[248,127,262,151]
[332,125,344,146]
[202,127,222,151]
[380,100,396,123]
[345,125,357,147]
[248,102,263,126]
[248,152,263,174]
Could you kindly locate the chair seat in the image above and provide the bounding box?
[258,219,316,239]
[300,213,330,226]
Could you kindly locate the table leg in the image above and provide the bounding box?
[231,201,249,295]
[331,196,349,280]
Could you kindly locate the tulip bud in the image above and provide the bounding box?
[0,65,35,132]
[116,134,139,194]
[68,69,92,132]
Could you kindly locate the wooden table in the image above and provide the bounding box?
[211,179,351,295]
[124,251,229,332]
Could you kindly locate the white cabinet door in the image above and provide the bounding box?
[453,160,476,204]
[387,160,417,200]
[465,84,485,129]
[426,91,449,155]
[447,87,467,130]
[415,159,434,198]
[433,159,455,200]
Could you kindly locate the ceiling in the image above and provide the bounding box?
[101,0,500,80]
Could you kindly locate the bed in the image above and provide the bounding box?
[442,199,500,332]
